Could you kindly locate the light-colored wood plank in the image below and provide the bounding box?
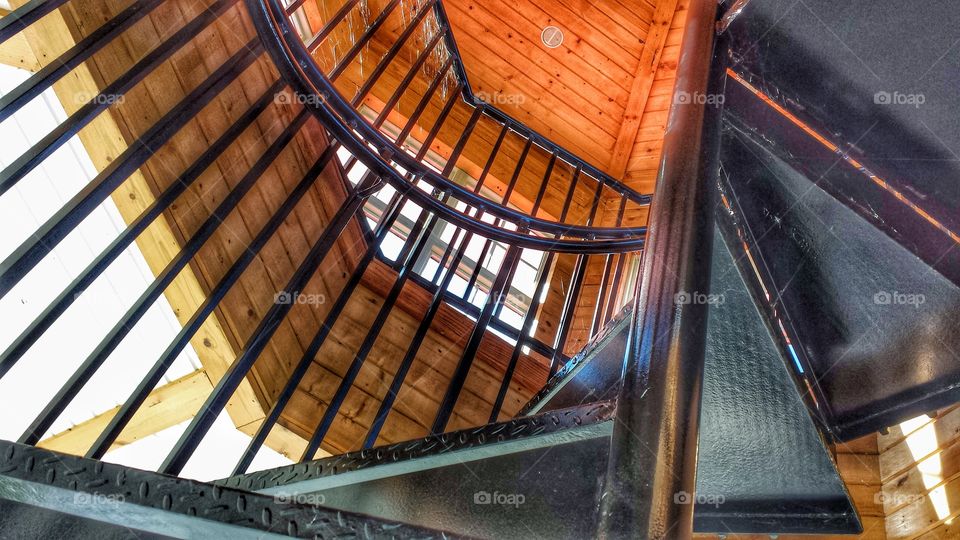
[608,0,679,179]
[0,31,40,71]
[12,0,266,429]
[38,370,211,455]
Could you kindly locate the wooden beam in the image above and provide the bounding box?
[39,369,320,462]
[0,32,40,71]
[237,418,331,461]
[607,0,679,180]
[38,370,211,455]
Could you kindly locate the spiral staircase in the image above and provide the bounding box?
[0,0,958,538]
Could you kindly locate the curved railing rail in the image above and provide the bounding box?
[0,0,645,483]
[251,0,649,254]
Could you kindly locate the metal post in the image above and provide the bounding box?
[430,244,523,434]
[597,0,722,537]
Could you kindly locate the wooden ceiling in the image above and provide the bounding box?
[443,0,689,196]
[24,0,549,463]
[18,0,682,467]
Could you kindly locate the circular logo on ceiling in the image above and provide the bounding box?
[541,26,564,48]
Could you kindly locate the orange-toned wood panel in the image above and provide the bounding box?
[441,0,653,170]
[329,34,602,227]
[621,0,689,201]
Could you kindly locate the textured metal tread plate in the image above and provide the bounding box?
[516,307,631,416]
[0,441,453,539]
[219,400,615,493]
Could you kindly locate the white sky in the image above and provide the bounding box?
[0,64,290,481]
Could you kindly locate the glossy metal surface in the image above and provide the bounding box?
[0,441,450,539]
[724,0,960,285]
[695,227,859,534]
[519,307,632,417]
[246,0,649,252]
[598,0,722,537]
[719,115,960,440]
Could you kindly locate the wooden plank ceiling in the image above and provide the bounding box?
[23,0,686,463]
[30,0,549,461]
[442,0,689,202]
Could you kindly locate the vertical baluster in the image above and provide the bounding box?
[230,182,402,474]
[488,165,581,421]
[0,79,284,382]
[492,154,559,322]
[234,77,462,471]
[328,0,402,81]
[489,252,553,422]
[0,0,70,47]
[0,0,165,124]
[159,165,384,475]
[604,200,632,326]
[229,72,445,472]
[305,0,362,51]
[548,176,605,374]
[86,140,340,459]
[0,0,237,197]
[298,104,483,460]
[463,137,533,300]
[360,120,509,448]
[351,0,438,105]
[361,223,473,447]
[373,54,452,128]
[430,245,523,434]
[591,195,628,336]
[18,110,310,447]
[339,56,453,175]
[550,257,589,374]
[0,41,262,299]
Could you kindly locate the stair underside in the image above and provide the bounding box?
[218,230,862,537]
[0,441,452,539]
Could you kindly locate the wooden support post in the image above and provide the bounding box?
[607,0,680,180]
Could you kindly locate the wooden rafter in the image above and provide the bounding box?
[0,32,40,72]
[38,369,327,461]
[38,370,212,455]
[607,0,680,180]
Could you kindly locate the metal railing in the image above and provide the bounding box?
[0,0,648,482]
[254,0,651,252]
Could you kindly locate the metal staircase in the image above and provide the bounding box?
[0,0,957,538]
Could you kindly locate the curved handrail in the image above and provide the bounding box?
[431,1,648,207]
[247,0,648,253]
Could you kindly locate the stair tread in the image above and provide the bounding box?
[517,306,632,416]
[218,400,614,493]
[0,440,451,539]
